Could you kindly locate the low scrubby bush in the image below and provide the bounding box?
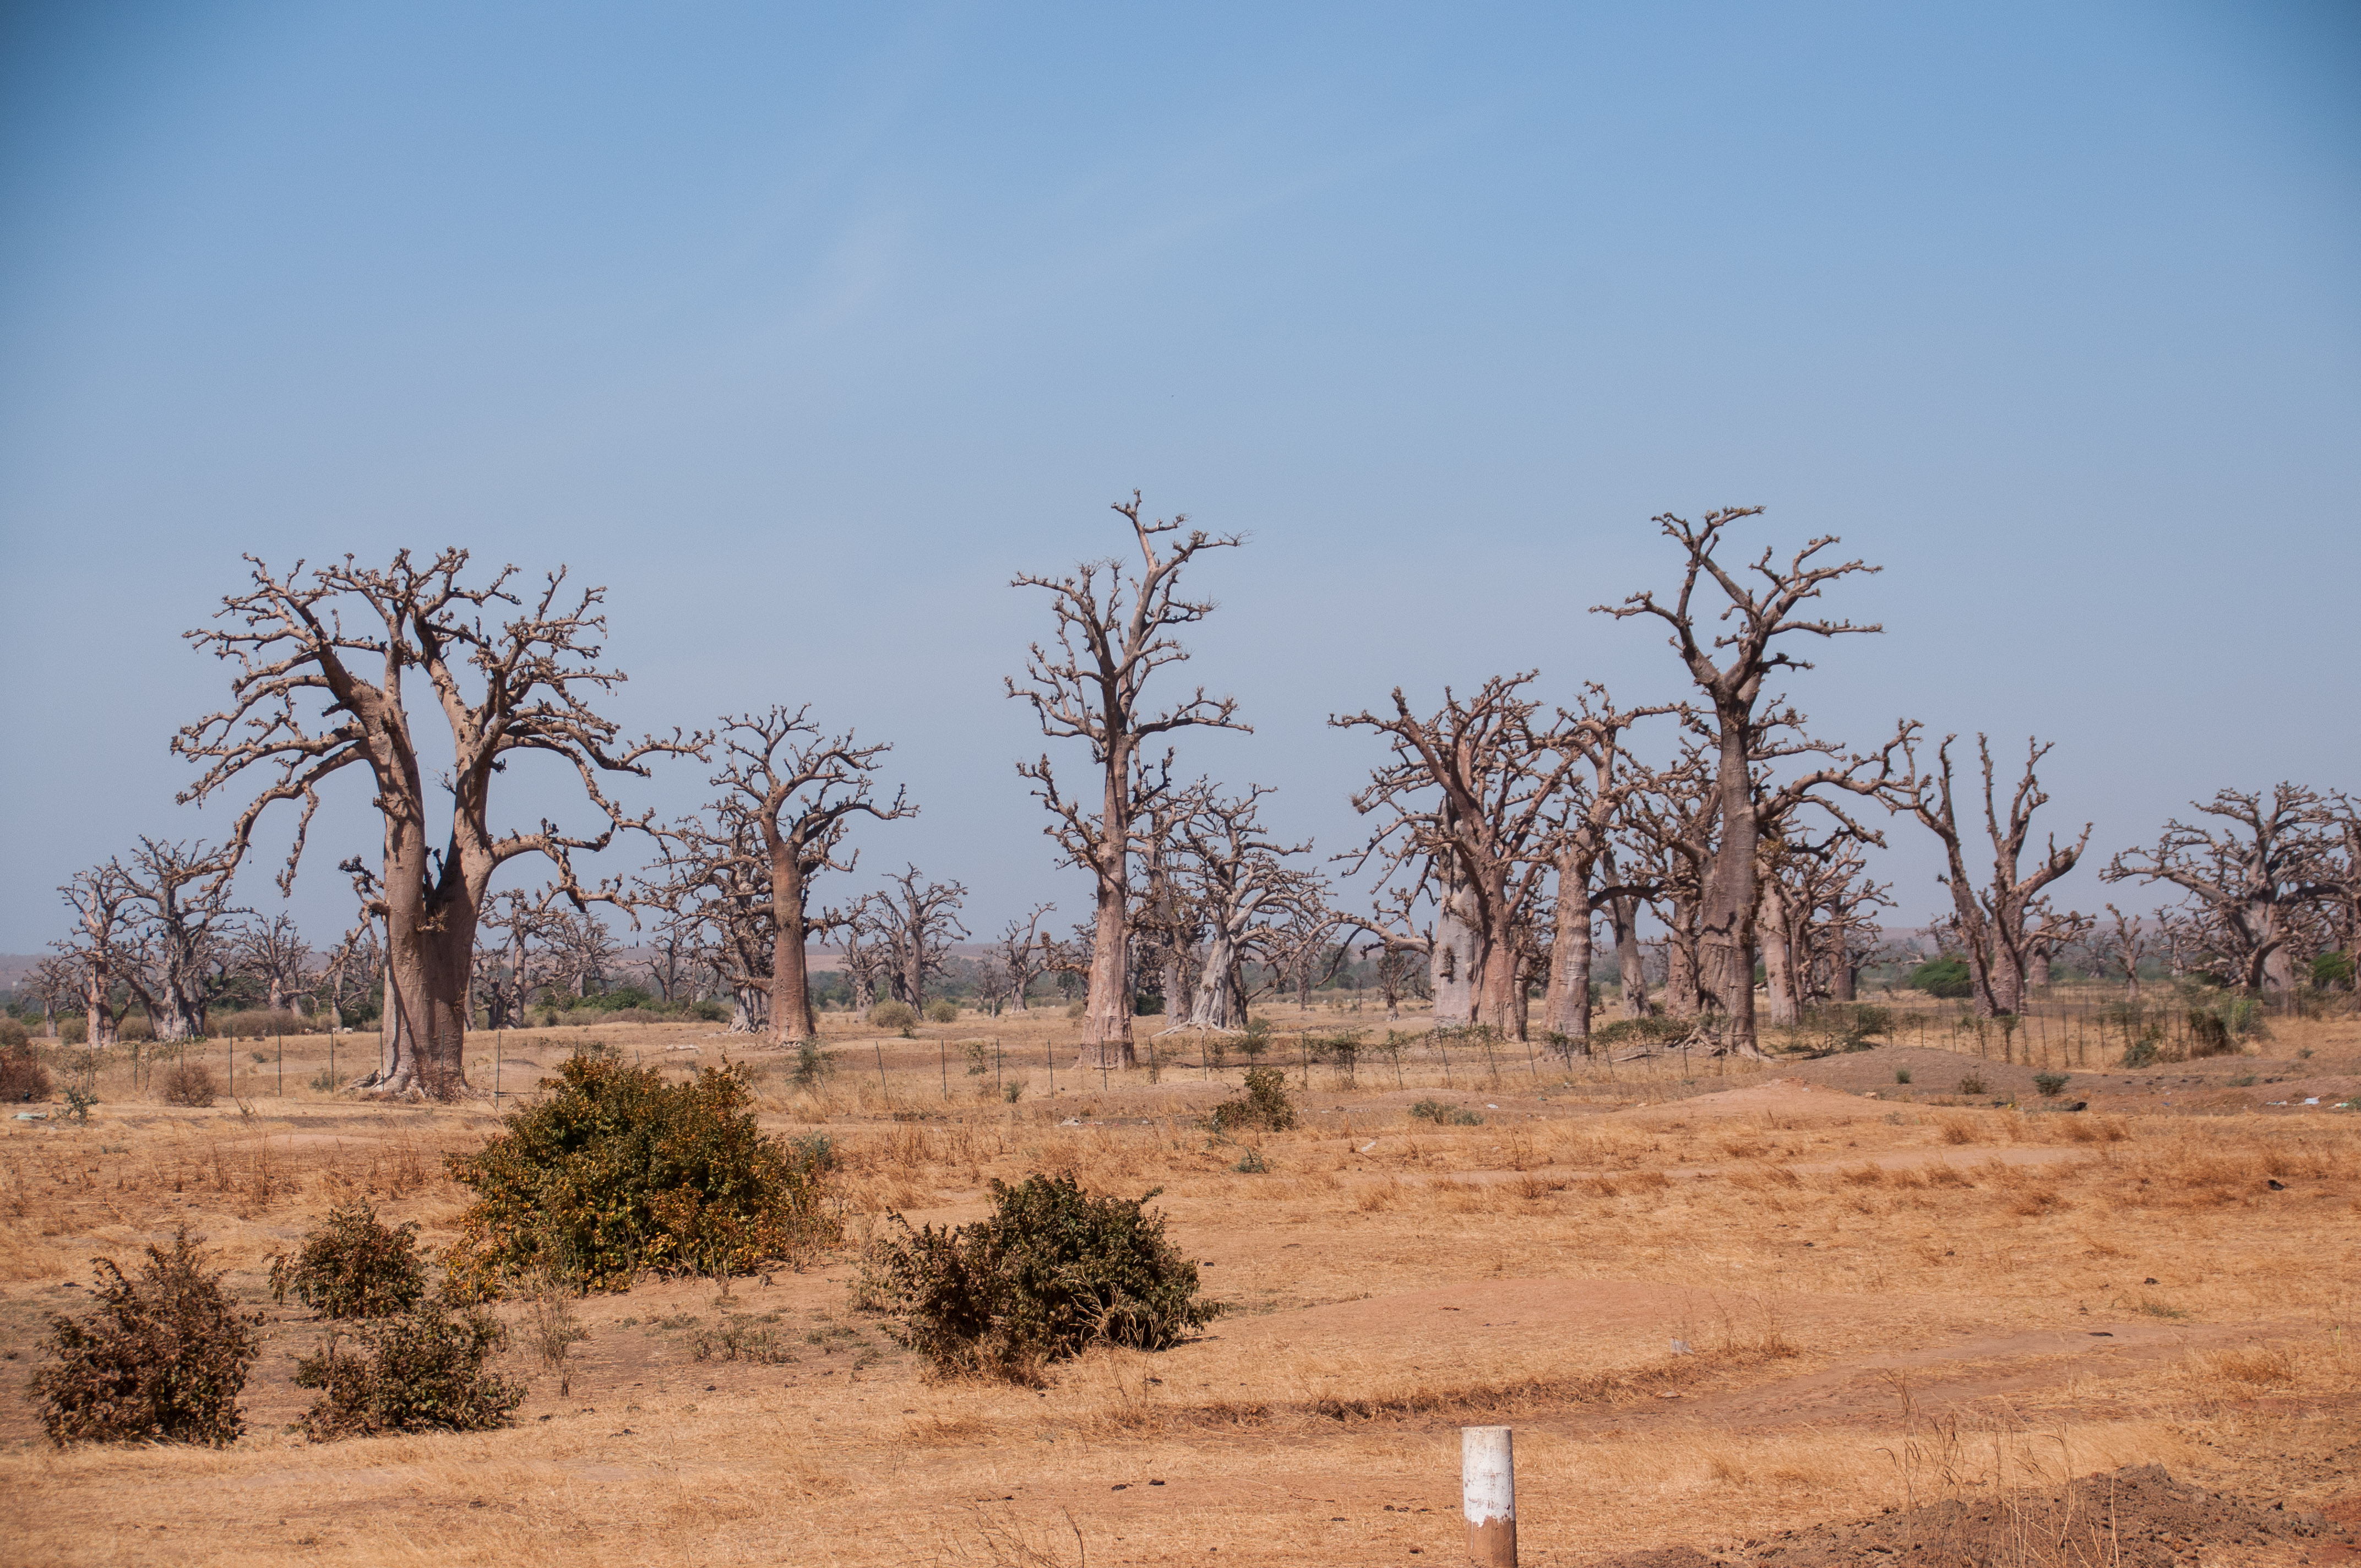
[867,1000,917,1031]
[57,1016,88,1045]
[443,1058,839,1296]
[1409,1097,1483,1126]
[30,1229,264,1447]
[269,1201,428,1319]
[162,1063,217,1108]
[215,1009,317,1039]
[0,1042,51,1103]
[2033,1072,2069,1098]
[1210,1066,1296,1133]
[870,1170,1220,1382]
[0,1016,29,1049]
[923,999,960,1023]
[1956,1074,1988,1096]
[293,1298,524,1438]
[1591,1016,1693,1049]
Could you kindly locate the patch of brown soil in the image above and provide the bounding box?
[1600,1464,2331,1567]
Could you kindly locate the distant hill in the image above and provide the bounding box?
[0,954,42,991]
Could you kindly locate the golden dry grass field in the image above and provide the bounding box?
[4,994,2357,1567]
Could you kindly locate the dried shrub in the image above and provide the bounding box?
[867,1000,917,1031]
[519,1268,591,1396]
[293,1297,525,1439]
[0,1016,29,1049]
[2032,1072,2069,1098]
[923,999,960,1023]
[269,1200,428,1319]
[872,1170,1221,1382]
[442,1057,840,1297]
[162,1063,217,1107]
[1210,1066,1296,1133]
[0,1042,51,1103]
[1955,1074,1988,1096]
[215,1008,318,1039]
[30,1229,264,1447]
[1408,1097,1483,1127]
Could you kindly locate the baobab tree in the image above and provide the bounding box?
[1166,785,1318,1032]
[233,913,314,1014]
[1597,509,1886,1054]
[2099,904,2150,998]
[1537,687,1674,1045]
[25,956,78,1038]
[2103,785,2337,994]
[1008,494,1247,1066]
[1895,731,2091,1016]
[1335,674,1575,1039]
[55,868,137,1049]
[173,551,701,1099]
[865,868,970,1015]
[703,707,913,1044]
[1619,741,1721,1020]
[997,904,1056,1012]
[114,838,244,1043]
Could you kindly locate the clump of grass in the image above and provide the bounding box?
[867,1000,917,1031]
[2032,1072,2068,1098]
[519,1267,591,1396]
[1409,1098,1483,1126]
[162,1063,217,1108]
[30,1228,265,1448]
[1233,1147,1268,1174]
[1895,1068,1912,1085]
[1956,1074,1988,1096]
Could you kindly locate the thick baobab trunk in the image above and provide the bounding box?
[730,986,768,1033]
[1759,880,1801,1027]
[1831,954,1858,1002]
[356,825,476,1100]
[1663,933,1699,1019]
[1607,890,1650,1019]
[1081,875,1135,1068]
[768,851,818,1045]
[1431,885,1480,1027]
[1701,721,1762,1054]
[1185,923,1247,1031]
[84,973,118,1050]
[1542,856,1595,1044]
[2025,950,2051,990]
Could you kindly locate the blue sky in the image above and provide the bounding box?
[2,2,2356,954]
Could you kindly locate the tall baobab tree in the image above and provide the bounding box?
[173,551,701,1099]
[114,838,244,1043]
[1536,687,1674,1045]
[233,912,314,1014]
[1335,674,1574,1039]
[1896,731,2090,1016]
[1008,494,1247,1066]
[56,868,137,1049]
[2099,904,2150,998]
[26,956,78,1039]
[705,707,913,1044]
[1167,785,1318,1032]
[866,867,970,1015]
[997,905,1056,1012]
[2103,785,2336,994]
[1597,509,1886,1054]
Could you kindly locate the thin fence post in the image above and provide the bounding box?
[277,1030,284,1097]
[940,1038,948,1102]
[1047,1037,1054,1098]
[1463,1425,1517,1567]
[874,1038,888,1099]
[494,1029,502,1108]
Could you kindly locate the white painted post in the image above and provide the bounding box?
[1462,1425,1516,1567]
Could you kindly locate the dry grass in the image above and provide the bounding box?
[2,998,2357,1566]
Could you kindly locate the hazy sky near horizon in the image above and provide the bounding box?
[2,2,2357,956]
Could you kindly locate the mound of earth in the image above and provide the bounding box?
[1594,1464,2335,1568]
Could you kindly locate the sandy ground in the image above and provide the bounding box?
[3,998,2358,1566]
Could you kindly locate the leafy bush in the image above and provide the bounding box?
[870,1171,1220,1381]
[30,1229,264,1447]
[58,1016,88,1045]
[1133,992,1164,1016]
[1908,957,1974,999]
[1064,999,1088,1020]
[1210,1066,1296,1133]
[1409,1097,1483,1126]
[293,1297,525,1439]
[2122,1038,2161,1069]
[867,1000,917,1031]
[0,1016,29,1049]
[162,1063,217,1107]
[0,1042,51,1103]
[791,1039,832,1088]
[1894,1069,1913,1085]
[1956,1074,1988,1096]
[1591,1016,1692,1048]
[443,1057,840,1297]
[2312,952,2354,990]
[2032,1072,2069,1098]
[269,1201,428,1319]
[923,999,960,1024]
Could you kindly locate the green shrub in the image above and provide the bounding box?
[1409,1098,1483,1126]
[2122,1039,2161,1068]
[162,1063,216,1108]
[1908,957,1974,999]
[0,1043,51,1103]
[870,1170,1220,1381]
[2032,1072,2069,1098]
[1233,1147,1268,1174]
[1956,1074,1988,1096]
[791,1039,833,1089]
[867,1000,917,1031]
[269,1201,428,1319]
[30,1229,264,1447]
[1894,1069,1912,1085]
[442,1058,839,1297]
[923,999,960,1024]
[1210,1066,1296,1133]
[2312,952,2354,990]
[1591,1016,1691,1048]
[293,1297,524,1439]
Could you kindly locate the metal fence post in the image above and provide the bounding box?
[1463,1425,1516,1567]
